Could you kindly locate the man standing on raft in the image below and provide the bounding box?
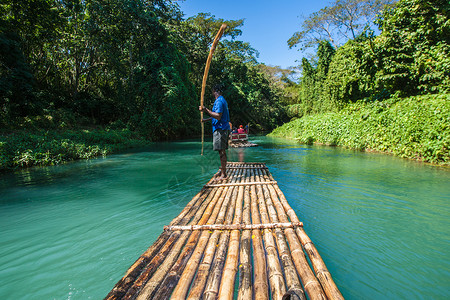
[199,84,231,180]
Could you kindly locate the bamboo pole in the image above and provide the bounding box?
[237,169,252,300]
[187,169,241,299]
[137,169,237,299]
[123,181,222,300]
[257,168,306,300]
[217,171,244,299]
[105,182,214,299]
[106,163,343,300]
[250,176,269,300]
[263,168,344,300]
[253,168,287,299]
[169,168,238,299]
[202,169,243,300]
[260,168,326,300]
[152,169,237,299]
[200,24,227,155]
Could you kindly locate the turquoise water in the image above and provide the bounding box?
[0,136,449,299]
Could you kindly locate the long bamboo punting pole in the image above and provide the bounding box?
[123,184,221,300]
[105,182,214,299]
[200,24,227,155]
[237,169,252,300]
[202,169,242,300]
[257,169,306,300]
[250,177,269,300]
[217,169,245,299]
[187,169,241,299]
[135,173,232,300]
[262,168,344,300]
[253,168,287,299]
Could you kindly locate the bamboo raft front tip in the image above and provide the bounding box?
[106,162,344,300]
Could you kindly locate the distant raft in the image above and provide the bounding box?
[229,132,258,148]
[105,162,343,300]
[229,140,258,148]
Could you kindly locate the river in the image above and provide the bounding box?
[1,136,449,299]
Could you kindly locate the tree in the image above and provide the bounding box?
[0,33,35,123]
[294,41,336,115]
[0,0,64,124]
[324,36,377,108]
[257,64,299,105]
[174,13,287,131]
[288,0,396,50]
[315,40,336,111]
[298,57,316,115]
[374,0,450,95]
[174,13,246,92]
[0,0,288,134]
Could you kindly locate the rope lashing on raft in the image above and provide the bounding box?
[164,222,304,232]
[204,181,278,188]
[226,166,269,169]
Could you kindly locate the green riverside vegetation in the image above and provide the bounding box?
[270,94,449,165]
[0,129,150,171]
[1,0,449,171]
[270,0,449,166]
[1,1,288,171]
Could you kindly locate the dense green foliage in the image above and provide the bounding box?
[270,94,449,165]
[0,129,150,171]
[0,0,287,170]
[276,0,449,165]
[374,0,450,95]
[2,0,448,170]
[293,0,449,115]
[175,13,287,131]
[1,0,196,140]
[0,1,286,134]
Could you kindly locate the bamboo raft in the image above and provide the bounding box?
[105,162,344,300]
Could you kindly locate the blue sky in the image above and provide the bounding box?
[176,0,331,70]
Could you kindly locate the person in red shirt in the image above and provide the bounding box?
[237,125,245,134]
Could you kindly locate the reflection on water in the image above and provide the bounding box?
[238,147,245,162]
[0,136,449,299]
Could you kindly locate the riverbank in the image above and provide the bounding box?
[0,129,151,172]
[269,93,449,166]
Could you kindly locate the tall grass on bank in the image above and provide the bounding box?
[269,94,449,165]
[0,129,151,171]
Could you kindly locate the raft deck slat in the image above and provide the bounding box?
[105,162,344,300]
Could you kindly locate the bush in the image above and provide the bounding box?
[0,129,151,171]
[269,94,450,165]
[286,104,304,119]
